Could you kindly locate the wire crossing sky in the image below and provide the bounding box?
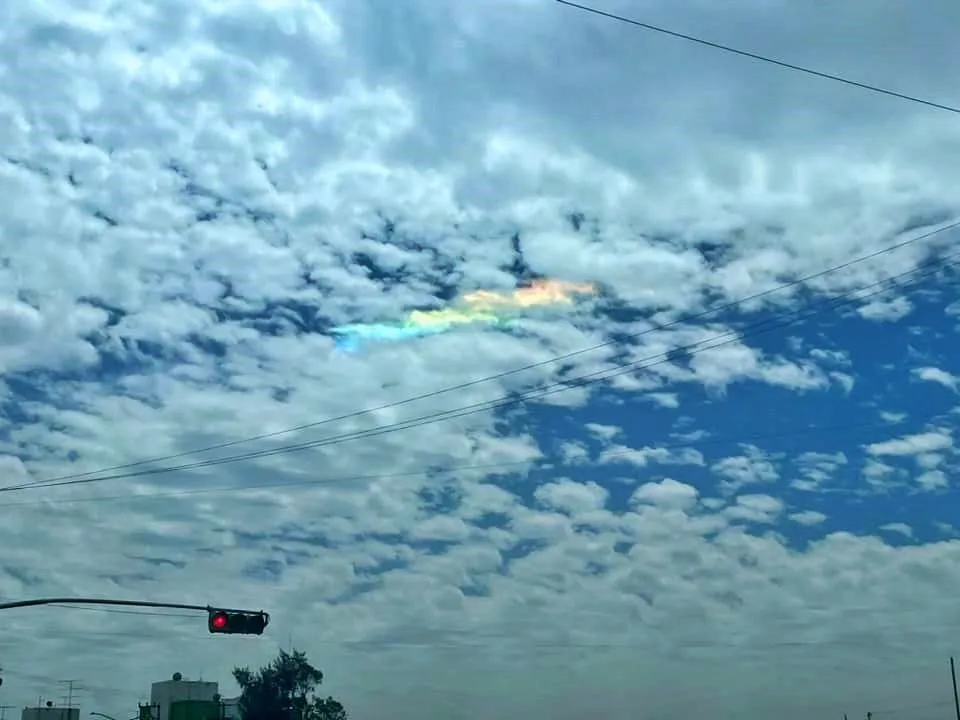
[555,0,960,114]
[4,0,960,717]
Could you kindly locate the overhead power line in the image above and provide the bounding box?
[49,604,196,618]
[0,659,949,714]
[3,219,957,496]
[8,217,955,494]
[2,220,958,497]
[4,257,957,496]
[554,0,960,115]
[0,414,904,509]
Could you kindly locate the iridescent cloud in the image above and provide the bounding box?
[331,279,596,351]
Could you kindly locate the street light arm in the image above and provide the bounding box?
[0,597,270,636]
[0,598,264,615]
[0,598,210,612]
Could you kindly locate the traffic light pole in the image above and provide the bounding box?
[0,597,263,615]
[0,597,270,636]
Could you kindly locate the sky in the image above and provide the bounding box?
[2,0,960,718]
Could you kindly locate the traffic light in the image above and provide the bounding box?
[207,608,269,635]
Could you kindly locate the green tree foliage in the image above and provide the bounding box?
[233,648,347,720]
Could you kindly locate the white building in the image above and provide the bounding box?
[22,707,79,720]
[220,697,241,720]
[150,674,218,720]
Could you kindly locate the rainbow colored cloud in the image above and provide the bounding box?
[331,279,596,351]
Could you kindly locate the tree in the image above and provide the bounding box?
[233,648,347,720]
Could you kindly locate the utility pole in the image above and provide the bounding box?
[58,679,83,719]
[59,679,80,706]
[951,656,960,720]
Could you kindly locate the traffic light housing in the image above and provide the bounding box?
[207,608,269,635]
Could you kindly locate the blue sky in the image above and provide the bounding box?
[3,0,960,719]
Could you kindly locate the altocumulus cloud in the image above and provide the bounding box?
[2,0,960,718]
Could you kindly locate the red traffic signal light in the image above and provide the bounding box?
[210,612,229,631]
[208,609,269,635]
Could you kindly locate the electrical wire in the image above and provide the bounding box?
[1,11,957,716]
[3,222,956,497]
[49,604,196,618]
[0,414,902,508]
[7,218,956,494]
[868,699,954,715]
[0,668,140,699]
[4,621,956,651]
[5,611,959,709]
[1,656,952,716]
[3,227,958,497]
[554,0,960,115]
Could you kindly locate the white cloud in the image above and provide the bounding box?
[916,453,944,470]
[829,371,855,393]
[912,366,959,392]
[879,522,914,539]
[857,295,913,322]
[557,441,590,464]
[688,342,828,393]
[916,470,948,491]
[630,478,699,510]
[599,444,705,469]
[863,458,898,485]
[793,451,848,490]
[583,423,621,442]
[808,348,850,365]
[712,446,780,491]
[409,515,472,543]
[2,0,960,717]
[866,430,954,457]
[724,494,784,524]
[645,392,680,408]
[789,510,828,526]
[535,479,608,515]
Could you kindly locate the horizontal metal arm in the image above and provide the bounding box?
[0,597,267,618]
